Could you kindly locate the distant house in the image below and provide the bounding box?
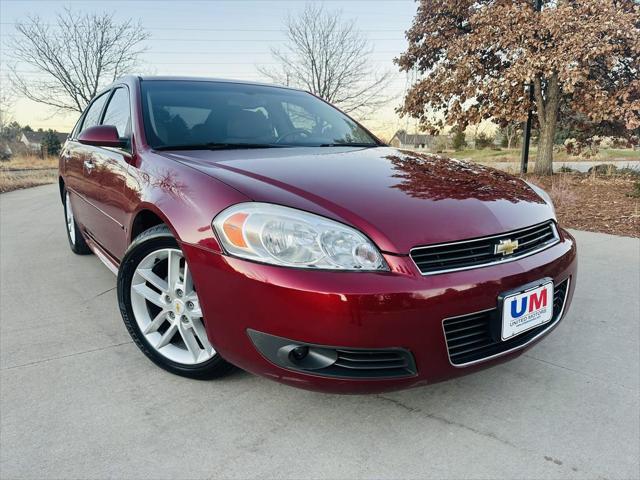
[20,131,69,153]
[389,130,442,151]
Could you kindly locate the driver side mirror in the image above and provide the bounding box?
[77,125,126,148]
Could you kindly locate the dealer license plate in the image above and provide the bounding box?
[501,281,554,341]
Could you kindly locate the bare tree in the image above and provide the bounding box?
[8,9,149,113]
[259,4,394,118]
[501,122,521,150]
[0,87,14,132]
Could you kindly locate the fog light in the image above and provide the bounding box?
[289,346,309,363]
[247,330,338,371]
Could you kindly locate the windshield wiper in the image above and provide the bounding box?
[154,143,289,151]
[319,143,379,148]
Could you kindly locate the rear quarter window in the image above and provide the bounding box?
[101,88,131,137]
[79,92,110,134]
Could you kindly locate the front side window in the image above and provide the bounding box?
[140,80,378,149]
[80,92,109,134]
[101,88,131,138]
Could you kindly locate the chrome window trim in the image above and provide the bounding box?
[410,221,560,276]
[441,276,571,368]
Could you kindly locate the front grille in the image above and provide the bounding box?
[443,278,570,366]
[411,221,560,275]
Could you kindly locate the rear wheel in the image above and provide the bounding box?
[63,189,91,255]
[117,225,234,379]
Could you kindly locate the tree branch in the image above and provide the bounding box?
[7,9,149,113]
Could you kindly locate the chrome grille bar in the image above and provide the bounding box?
[410,221,560,275]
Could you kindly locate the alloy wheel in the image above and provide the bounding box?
[130,248,215,365]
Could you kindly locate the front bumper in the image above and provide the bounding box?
[182,228,577,394]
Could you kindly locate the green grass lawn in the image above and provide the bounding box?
[446,147,639,163]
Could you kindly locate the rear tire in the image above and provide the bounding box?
[63,189,92,255]
[117,224,235,380]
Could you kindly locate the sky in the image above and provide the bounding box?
[0,0,422,139]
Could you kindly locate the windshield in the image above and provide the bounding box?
[140,80,379,149]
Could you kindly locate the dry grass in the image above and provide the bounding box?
[548,173,578,208]
[0,170,57,193]
[0,154,58,193]
[0,154,58,170]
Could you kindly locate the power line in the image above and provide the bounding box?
[0,48,404,55]
[0,65,405,72]
[0,22,408,32]
[0,35,403,42]
[1,0,413,2]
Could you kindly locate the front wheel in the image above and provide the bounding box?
[117,225,234,379]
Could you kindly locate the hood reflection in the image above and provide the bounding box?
[388,152,544,203]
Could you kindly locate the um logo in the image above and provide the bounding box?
[510,290,548,318]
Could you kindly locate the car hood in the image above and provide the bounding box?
[161,146,553,254]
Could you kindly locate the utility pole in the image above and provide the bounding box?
[520,0,543,175]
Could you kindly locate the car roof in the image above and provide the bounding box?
[128,75,304,92]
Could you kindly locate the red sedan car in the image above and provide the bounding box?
[59,76,577,393]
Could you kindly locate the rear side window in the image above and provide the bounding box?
[80,93,109,133]
[102,88,131,138]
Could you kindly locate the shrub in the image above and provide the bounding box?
[628,181,640,198]
[41,130,62,156]
[452,130,467,151]
[433,137,449,153]
[588,164,618,175]
[474,132,494,149]
[617,167,640,178]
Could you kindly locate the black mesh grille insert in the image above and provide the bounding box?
[443,279,569,366]
[326,348,416,378]
[411,221,559,274]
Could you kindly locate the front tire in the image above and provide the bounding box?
[63,189,91,255]
[117,225,234,379]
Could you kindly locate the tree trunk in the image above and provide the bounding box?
[535,113,557,175]
[507,127,515,149]
[533,73,560,176]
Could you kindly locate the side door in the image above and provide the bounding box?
[62,91,110,239]
[82,86,134,260]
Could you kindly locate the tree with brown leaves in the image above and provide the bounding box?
[397,0,639,175]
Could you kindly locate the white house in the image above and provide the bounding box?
[20,131,69,153]
[389,130,445,151]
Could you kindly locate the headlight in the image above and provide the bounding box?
[212,202,387,271]
[525,181,556,218]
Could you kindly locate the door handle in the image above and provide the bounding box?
[83,159,95,173]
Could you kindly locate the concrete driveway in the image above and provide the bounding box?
[1,184,638,480]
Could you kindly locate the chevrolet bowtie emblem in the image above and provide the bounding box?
[495,238,519,256]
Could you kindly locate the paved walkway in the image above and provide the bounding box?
[473,160,640,173]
